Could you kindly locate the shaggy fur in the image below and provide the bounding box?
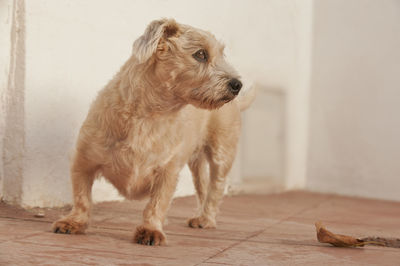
[52,19,254,246]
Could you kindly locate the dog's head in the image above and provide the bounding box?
[132,19,242,110]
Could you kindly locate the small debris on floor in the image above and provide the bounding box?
[315,221,400,248]
[34,211,45,218]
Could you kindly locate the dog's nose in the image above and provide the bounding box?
[228,78,242,95]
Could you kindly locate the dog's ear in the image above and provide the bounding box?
[132,19,179,63]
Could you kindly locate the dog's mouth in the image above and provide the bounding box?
[187,90,237,110]
[220,95,235,103]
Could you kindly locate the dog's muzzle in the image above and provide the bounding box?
[228,78,242,95]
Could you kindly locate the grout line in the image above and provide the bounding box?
[0,215,258,243]
[11,238,178,260]
[1,231,48,245]
[197,195,335,265]
[194,230,265,266]
[0,216,54,223]
[199,262,235,265]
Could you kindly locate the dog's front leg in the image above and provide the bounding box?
[133,166,179,246]
[53,154,96,234]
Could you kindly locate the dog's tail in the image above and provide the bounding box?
[236,85,257,111]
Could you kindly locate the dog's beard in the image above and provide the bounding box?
[187,91,236,110]
[220,94,235,103]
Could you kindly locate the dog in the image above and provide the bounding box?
[52,18,254,246]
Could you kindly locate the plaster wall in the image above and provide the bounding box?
[18,0,305,206]
[0,0,14,198]
[307,0,400,201]
[1,0,25,204]
[2,0,311,206]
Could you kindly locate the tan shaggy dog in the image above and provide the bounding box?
[52,18,254,246]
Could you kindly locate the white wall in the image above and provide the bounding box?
[0,0,14,199]
[240,1,312,192]
[1,0,25,204]
[307,0,400,201]
[1,0,312,207]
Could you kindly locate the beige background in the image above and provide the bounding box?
[1,0,399,207]
[307,0,400,200]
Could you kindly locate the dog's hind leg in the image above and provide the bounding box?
[188,126,240,229]
[52,152,97,234]
[188,150,209,215]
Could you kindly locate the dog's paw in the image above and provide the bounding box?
[187,216,216,229]
[52,218,87,234]
[134,225,166,246]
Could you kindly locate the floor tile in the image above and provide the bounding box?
[1,191,399,265]
[205,240,400,266]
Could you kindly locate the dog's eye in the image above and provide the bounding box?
[193,49,208,62]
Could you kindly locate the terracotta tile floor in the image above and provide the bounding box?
[1,191,399,265]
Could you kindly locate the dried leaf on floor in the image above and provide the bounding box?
[315,221,400,248]
[315,221,365,247]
